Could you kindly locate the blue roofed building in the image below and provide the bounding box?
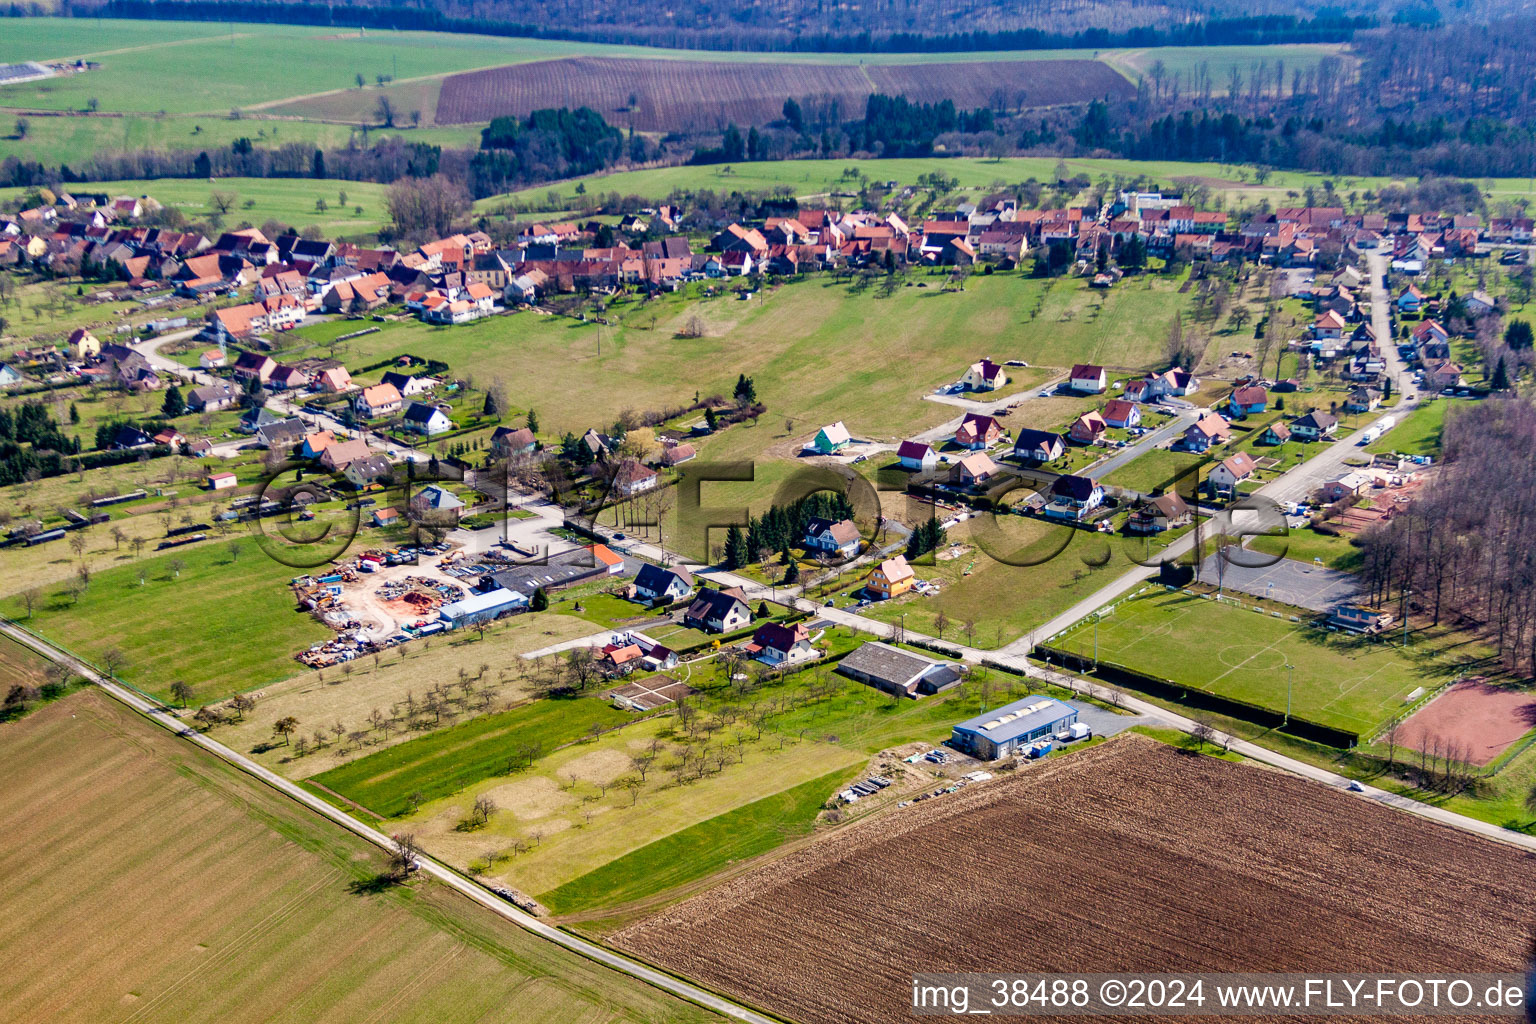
[950,695,1079,760]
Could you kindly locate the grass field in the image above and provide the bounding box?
[540,766,851,915]
[1050,588,1488,736]
[310,695,630,816]
[0,176,394,235]
[206,609,600,777]
[0,535,331,705]
[0,689,720,1024]
[1365,397,1458,456]
[858,516,1129,649]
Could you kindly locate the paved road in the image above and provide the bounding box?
[1082,408,1199,489]
[0,621,777,1024]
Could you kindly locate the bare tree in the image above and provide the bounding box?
[388,832,422,880]
[169,680,195,707]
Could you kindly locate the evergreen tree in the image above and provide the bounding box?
[1505,320,1533,350]
[68,402,79,425]
[733,374,757,405]
[526,409,539,433]
[530,587,549,611]
[783,560,799,585]
[1493,357,1511,390]
[483,389,500,416]
[705,406,718,430]
[723,524,749,569]
[161,384,186,418]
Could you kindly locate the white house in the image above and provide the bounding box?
[803,517,862,558]
[402,402,452,436]
[896,440,937,472]
[1207,452,1257,496]
[633,563,694,604]
[355,382,403,419]
[960,358,1007,391]
[1069,363,1107,393]
[1013,428,1065,463]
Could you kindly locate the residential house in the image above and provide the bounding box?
[812,421,852,454]
[206,472,237,491]
[954,413,1003,450]
[659,443,695,467]
[316,366,353,393]
[684,587,751,633]
[0,363,21,388]
[408,483,465,525]
[255,416,306,450]
[318,438,372,471]
[803,517,862,558]
[1068,411,1107,445]
[267,364,310,392]
[186,382,239,412]
[1466,289,1498,318]
[960,358,1007,391]
[355,382,403,419]
[633,563,694,604]
[199,348,226,370]
[1044,474,1105,521]
[1207,452,1257,496]
[380,371,435,397]
[1344,387,1380,413]
[300,431,336,459]
[1311,309,1346,340]
[1424,361,1465,390]
[402,402,452,436]
[896,440,938,472]
[1289,410,1338,441]
[109,424,155,449]
[1397,284,1425,313]
[66,328,100,360]
[232,351,276,384]
[746,620,815,666]
[1102,399,1141,429]
[344,454,394,489]
[1227,385,1269,418]
[1126,492,1191,534]
[611,459,658,497]
[1258,421,1293,446]
[1320,472,1370,503]
[490,425,536,458]
[867,555,914,600]
[1069,363,1108,394]
[1013,428,1066,464]
[950,451,998,489]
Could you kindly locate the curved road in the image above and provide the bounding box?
[0,619,778,1024]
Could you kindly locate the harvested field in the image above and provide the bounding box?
[0,691,718,1024]
[616,734,1534,1024]
[1398,678,1536,765]
[435,57,1133,130]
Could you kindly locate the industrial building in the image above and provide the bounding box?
[950,695,1079,760]
[438,587,527,629]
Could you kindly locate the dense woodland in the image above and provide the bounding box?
[57,2,1371,52]
[1359,398,1536,677]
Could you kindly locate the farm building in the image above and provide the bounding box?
[439,587,527,628]
[950,695,1079,760]
[836,641,961,698]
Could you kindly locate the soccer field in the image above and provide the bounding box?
[1049,588,1484,738]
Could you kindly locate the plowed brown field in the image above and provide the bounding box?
[434,56,1134,131]
[616,735,1533,1024]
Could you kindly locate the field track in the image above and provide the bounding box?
[436,56,1135,130]
[617,734,1535,1024]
